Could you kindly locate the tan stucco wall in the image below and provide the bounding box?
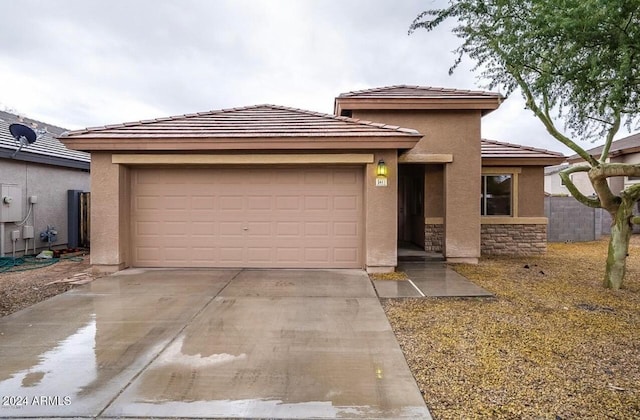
[90,153,129,272]
[424,165,444,218]
[354,110,482,263]
[518,167,545,217]
[364,150,398,272]
[0,158,89,256]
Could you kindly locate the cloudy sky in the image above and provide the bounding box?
[0,0,624,155]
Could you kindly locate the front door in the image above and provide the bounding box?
[397,165,425,247]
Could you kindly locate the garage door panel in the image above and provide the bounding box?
[276,247,301,263]
[131,167,363,268]
[275,196,301,210]
[304,171,330,184]
[276,222,301,236]
[333,169,359,184]
[335,248,359,262]
[219,196,244,210]
[191,222,215,235]
[192,196,216,210]
[305,222,329,236]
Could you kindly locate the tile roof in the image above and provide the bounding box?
[338,84,502,99]
[544,163,570,175]
[481,139,565,159]
[61,104,422,139]
[0,111,90,166]
[568,132,640,161]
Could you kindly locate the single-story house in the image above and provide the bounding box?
[0,111,90,256]
[60,85,564,273]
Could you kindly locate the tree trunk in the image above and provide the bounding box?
[604,202,634,290]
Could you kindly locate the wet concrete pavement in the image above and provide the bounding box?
[0,269,431,419]
[373,262,493,298]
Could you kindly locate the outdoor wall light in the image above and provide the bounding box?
[376,159,388,177]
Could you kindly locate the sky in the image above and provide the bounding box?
[0,0,627,155]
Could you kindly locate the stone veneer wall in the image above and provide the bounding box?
[481,224,547,256]
[425,224,443,252]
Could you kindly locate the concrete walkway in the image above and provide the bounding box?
[0,269,430,419]
[373,262,493,298]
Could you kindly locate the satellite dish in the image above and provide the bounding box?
[9,123,37,144]
[9,123,38,158]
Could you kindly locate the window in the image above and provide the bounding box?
[481,174,512,216]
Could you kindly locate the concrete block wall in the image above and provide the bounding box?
[425,224,443,252]
[543,196,639,241]
[545,196,598,242]
[481,224,547,255]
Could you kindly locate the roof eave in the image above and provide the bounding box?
[482,157,566,166]
[334,97,503,116]
[60,135,422,152]
[0,148,90,170]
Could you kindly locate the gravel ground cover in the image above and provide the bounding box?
[384,236,640,419]
[0,254,91,317]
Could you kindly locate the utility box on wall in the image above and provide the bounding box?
[1,184,23,222]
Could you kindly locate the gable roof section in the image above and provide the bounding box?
[481,139,565,166]
[567,132,640,162]
[0,111,90,170]
[61,104,423,152]
[334,85,503,116]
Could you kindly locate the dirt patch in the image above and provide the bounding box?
[384,236,640,419]
[0,255,93,317]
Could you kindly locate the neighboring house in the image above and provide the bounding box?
[544,163,570,195]
[545,133,640,237]
[0,111,90,256]
[562,132,640,196]
[60,85,564,273]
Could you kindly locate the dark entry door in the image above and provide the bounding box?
[398,166,425,246]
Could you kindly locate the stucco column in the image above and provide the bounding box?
[90,153,130,273]
[443,143,481,264]
[365,150,398,273]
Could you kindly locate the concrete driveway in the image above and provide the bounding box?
[0,269,431,419]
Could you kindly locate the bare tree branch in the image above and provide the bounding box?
[559,166,601,208]
[589,163,640,179]
[512,70,599,166]
[621,181,640,202]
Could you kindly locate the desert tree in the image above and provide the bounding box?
[410,0,640,289]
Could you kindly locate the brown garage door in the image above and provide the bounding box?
[130,166,363,268]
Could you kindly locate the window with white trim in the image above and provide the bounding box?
[481,174,512,216]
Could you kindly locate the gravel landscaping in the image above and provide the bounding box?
[0,254,92,317]
[384,236,640,419]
